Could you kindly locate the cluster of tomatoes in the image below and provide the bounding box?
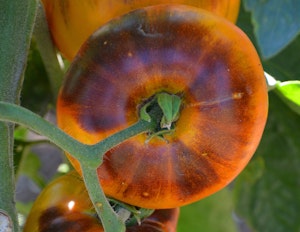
[24,0,268,231]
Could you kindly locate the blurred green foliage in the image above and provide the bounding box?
[234,1,300,232]
[22,41,52,115]
[178,189,237,232]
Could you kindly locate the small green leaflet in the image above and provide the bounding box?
[157,93,181,130]
[275,80,300,116]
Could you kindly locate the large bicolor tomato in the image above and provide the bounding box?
[41,0,240,60]
[23,171,179,232]
[57,5,268,209]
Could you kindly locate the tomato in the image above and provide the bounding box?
[41,0,240,60]
[23,171,179,232]
[126,208,179,232]
[57,5,268,209]
[23,171,98,232]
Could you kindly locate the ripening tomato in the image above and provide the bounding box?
[126,208,179,232]
[41,0,240,60]
[23,171,99,232]
[23,171,179,232]
[57,5,268,209]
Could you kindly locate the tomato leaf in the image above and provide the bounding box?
[263,36,300,82]
[157,93,181,130]
[233,92,300,232]
[275,81,300,115]
[140,101,152,122]
[243,0,300,59]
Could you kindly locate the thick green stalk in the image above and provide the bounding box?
[0,0,38,231]
[0,123,15,231]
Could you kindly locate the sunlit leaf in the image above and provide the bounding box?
[275,81,300,115]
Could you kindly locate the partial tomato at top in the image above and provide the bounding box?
[41,0,240,60]
[23,171,179,232]
[57,5,268,209]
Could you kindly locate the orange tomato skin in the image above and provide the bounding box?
[23,172,100,232]
[127,208,179,232]
[41,0,240,60]
[57,5,268,209]
[23,172,179,232]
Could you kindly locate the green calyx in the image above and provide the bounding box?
[140,92,182,140]
[109,198,154,226]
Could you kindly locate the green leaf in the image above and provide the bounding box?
[244,0,300,59]
[263,36,300,82]
[140,100,152,122]
[14,126,28,140]
[275,81,300,115]
[237,2,300,81]
[178,188,237,232]
[157,93,181,130]
[234,92,300,232]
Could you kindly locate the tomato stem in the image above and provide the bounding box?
[0,102,85,158]
[33,4,65,101]
[0,101,157,232]
[87,119,156,168]
[82,166,126,232]
[0,102,155,165]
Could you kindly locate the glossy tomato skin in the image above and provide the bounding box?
[23,171,100,232]
[127,208,179,232]
[23,172,179,232]
[57,5,268,209]
[41,0,240,60]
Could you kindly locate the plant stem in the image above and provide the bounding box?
[0,0,38,231]
[0,123,16,231]
[33,3,65,101]
[0,101,155,232]
[87,119,154,168]
[82,166,126,232]
[0,101,84,159]
[0,102,154,166]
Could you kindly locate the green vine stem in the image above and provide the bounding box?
[0,1,38,231]
[0,101,154,232]
[0,102,154,166]
[82,166,126,232]
[33,3,65,101]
